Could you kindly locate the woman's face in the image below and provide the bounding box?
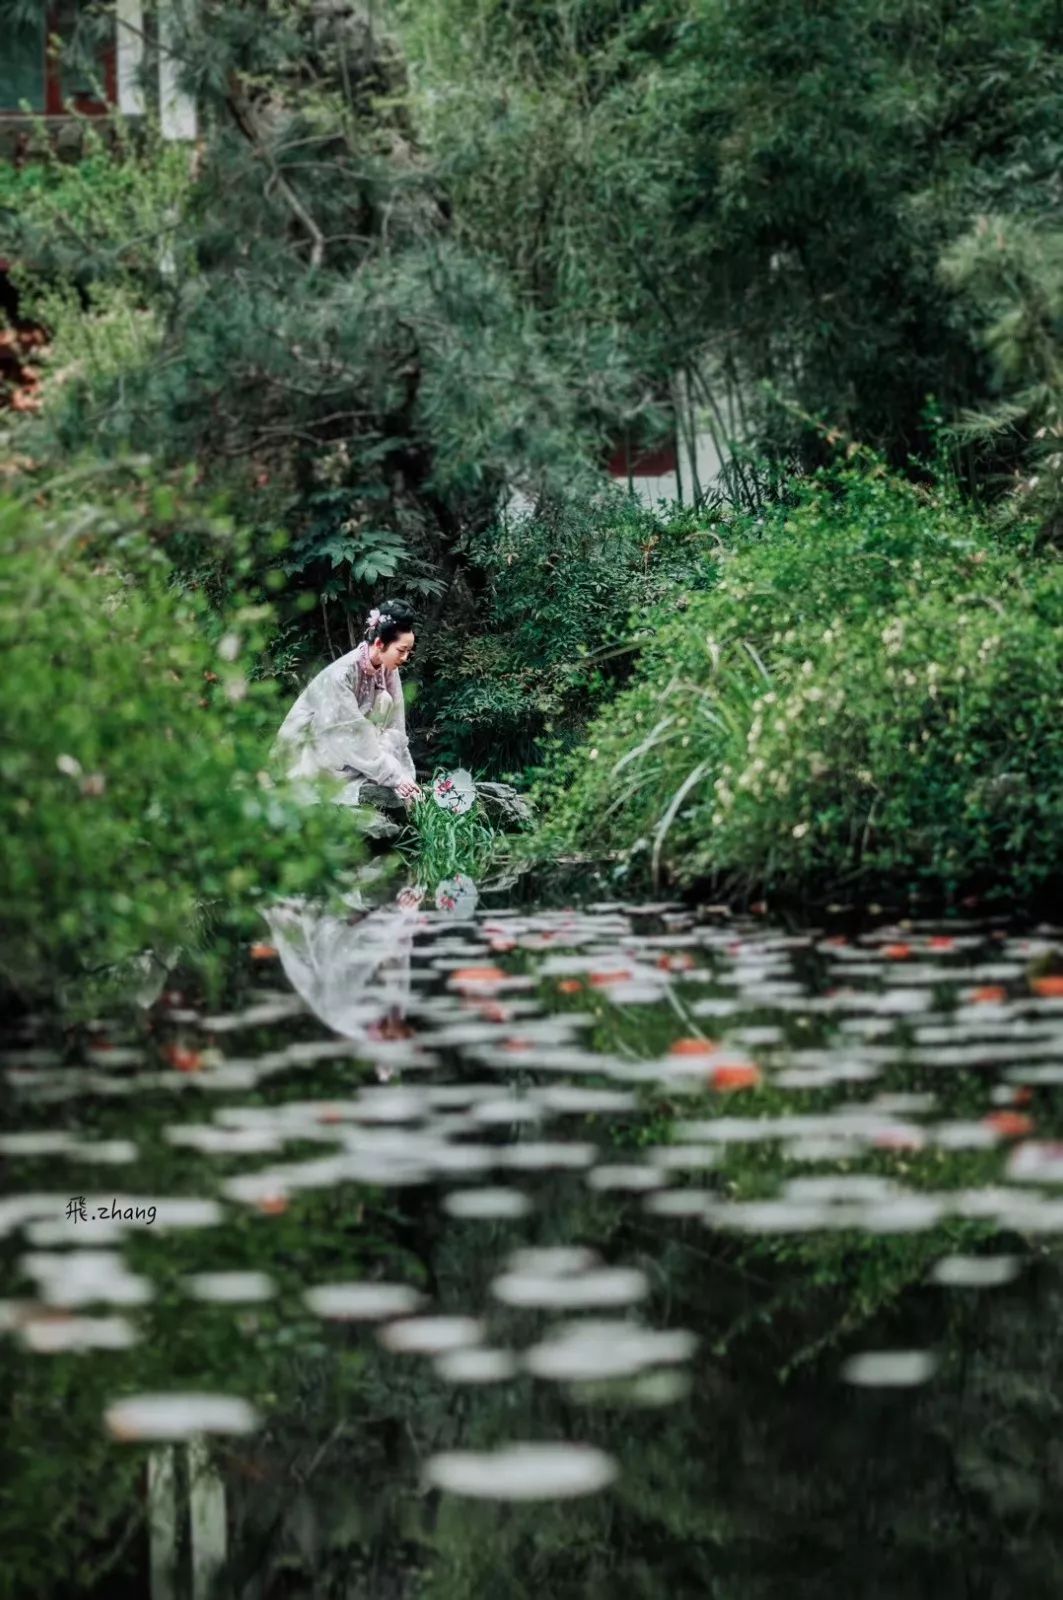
[374,630,415,670]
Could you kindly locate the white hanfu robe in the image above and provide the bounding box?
[274,640,416,806]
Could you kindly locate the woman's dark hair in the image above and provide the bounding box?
[364,597,417,644]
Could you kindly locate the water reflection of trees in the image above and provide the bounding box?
[223,1190,1063,1600]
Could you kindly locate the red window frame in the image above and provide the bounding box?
[45,5,118,114]
[1,6,118,117]
[605,437,679,479]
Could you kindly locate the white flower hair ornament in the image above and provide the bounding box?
[365,607,394,639]
[433,768,476,816]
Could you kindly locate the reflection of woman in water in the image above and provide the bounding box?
[263,886,423,1044]
[275,598,423,806]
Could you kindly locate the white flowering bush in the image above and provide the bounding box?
[536,468,1063,898]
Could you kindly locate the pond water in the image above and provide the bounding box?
[4,876,1063,1599]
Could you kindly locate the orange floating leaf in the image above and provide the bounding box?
[588,969,634,987]
[710,1063,762,1093]
[256,1194,289,1216]
[927,936,955,951]
[983,1111,1034,1139]
[669,1038,717,1057]
[656,952,695,972]
[971,985,1007,1004]
[250,943,278,961]
[1031,976,1063,998]
[882,943,912,961]
[557,978,583,995]
[162,1043,202,1073]
[450,965,506,986]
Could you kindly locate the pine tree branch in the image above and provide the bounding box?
[225,79,326,270]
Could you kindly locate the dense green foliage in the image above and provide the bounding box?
[536,469,1063,897]
[942,215,1063,541]
[1,0,634,668]
[0,0,1061,940]
[0,471,356,1005]
[401,0,1063,518]
[2,0,1058,716]
[4,5,1063,1597]
[423,493,717,773]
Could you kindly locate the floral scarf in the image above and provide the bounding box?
[351,640,392,713]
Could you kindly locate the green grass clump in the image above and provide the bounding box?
[403,779,503,887]
[535,467,1063,900]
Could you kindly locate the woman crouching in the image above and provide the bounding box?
[275,598,423,807]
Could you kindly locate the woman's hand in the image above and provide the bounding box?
[396,780,423,802]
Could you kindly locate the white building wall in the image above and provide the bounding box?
[158,0,198,140]
[115,0,199,138]
[116,0,146,116]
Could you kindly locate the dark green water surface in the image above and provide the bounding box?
[4,884,1063,1599]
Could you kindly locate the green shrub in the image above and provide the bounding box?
[536,467,1063,899]
[0,471,357,1006]
[425,491,720,775]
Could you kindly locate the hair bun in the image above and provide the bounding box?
[363,597,417,644]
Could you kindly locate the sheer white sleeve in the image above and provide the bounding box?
[381,670,416,784]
